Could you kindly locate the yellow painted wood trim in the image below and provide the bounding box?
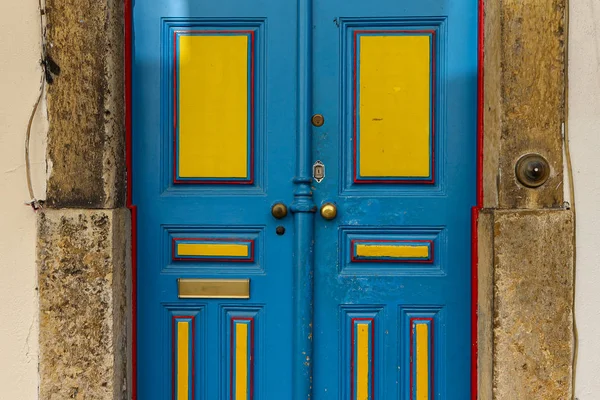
[356,323,370,400]
[178,35,249,179]
[178,279,250,299]
[356,244,429,259]
[177,243,249,257]
[358,35,431,178]
[416,323,429,400]
[177,321,190,400]
[235,323,249,400]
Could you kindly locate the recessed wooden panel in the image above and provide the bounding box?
[342,307,382,399]
[178,279,250,299]
[172,315,195,400]
[352,318,374,400]
[411,318,433,400]
[399,306,443,400]
[175,32,254,184]
[354,32,434,183]
[232,318,254,400]
[352,240,433,263]
[173,238,254,262]
[340,228,444,276]
[222,308,261,400]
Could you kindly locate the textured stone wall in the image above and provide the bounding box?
[44,0,125,208]
[479,210,574,399]
[38,0,128,399]
[483,0,567,210]
[38,210,129,399]
[479,0,573,399]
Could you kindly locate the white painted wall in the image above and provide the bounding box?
[0,0,46,399]
[570,1,600,398]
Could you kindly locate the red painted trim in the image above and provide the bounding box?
[172,30,256,185]
[171,237,255,262]
[371,319,375,400]
[350,317,375,399]
[171,315,196,400]
[352,29,436,185]
[229,318,234,399]
[350,239,434,264]
[409,317,434,400]
[171,316,176,400]
[230,317,255,399]
[250,318,255,400]
[124,0,136,397]
[192,318,196,400]
[472,1,485,399]
[352,30,358,184]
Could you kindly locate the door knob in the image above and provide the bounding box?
[271,203,288,219]
[319,203,337,220]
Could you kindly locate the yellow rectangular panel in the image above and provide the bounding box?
[177,321,189,400]
[235,323,249,400]
[356,244,429,259]
[416,324,429,400]
[177,243,249,257]
[178,279,250,299]
[356,323,370,400]
[358,35,431,178]
[178,35,249,179]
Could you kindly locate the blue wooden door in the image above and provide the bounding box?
[133,1,298,398]
[311,1,477,399]
[132,0,477,398]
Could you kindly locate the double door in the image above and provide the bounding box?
[133,0,477,398]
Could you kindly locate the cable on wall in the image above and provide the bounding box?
[562,1,579,398]
[24,84,44,211]
[24,0,60,211]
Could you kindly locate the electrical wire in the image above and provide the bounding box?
[562,1,578,398]
[24,83,44,210]
[24,0,48,211]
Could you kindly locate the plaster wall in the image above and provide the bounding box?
[569,1,600,398]
[0,0,46,398]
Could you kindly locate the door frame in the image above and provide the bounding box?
[35,0,575,398]
[125,1,485,398]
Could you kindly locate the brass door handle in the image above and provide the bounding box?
[320,203,337,220]
[271,202,288,219]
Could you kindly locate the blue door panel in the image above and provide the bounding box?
[133,1,298,398]
[311,0,477,398]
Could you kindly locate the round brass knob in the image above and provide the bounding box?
[271,203,288,219]
[311,114,325,127]
[320,203,337,220]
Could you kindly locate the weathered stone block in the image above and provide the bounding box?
[37,209,129,400]
[480,209,574,399]
[45,0,125,208]
[478,210,495,399]
[483,0,566,209]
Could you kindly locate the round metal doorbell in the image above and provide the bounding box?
[515,153,550,188]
